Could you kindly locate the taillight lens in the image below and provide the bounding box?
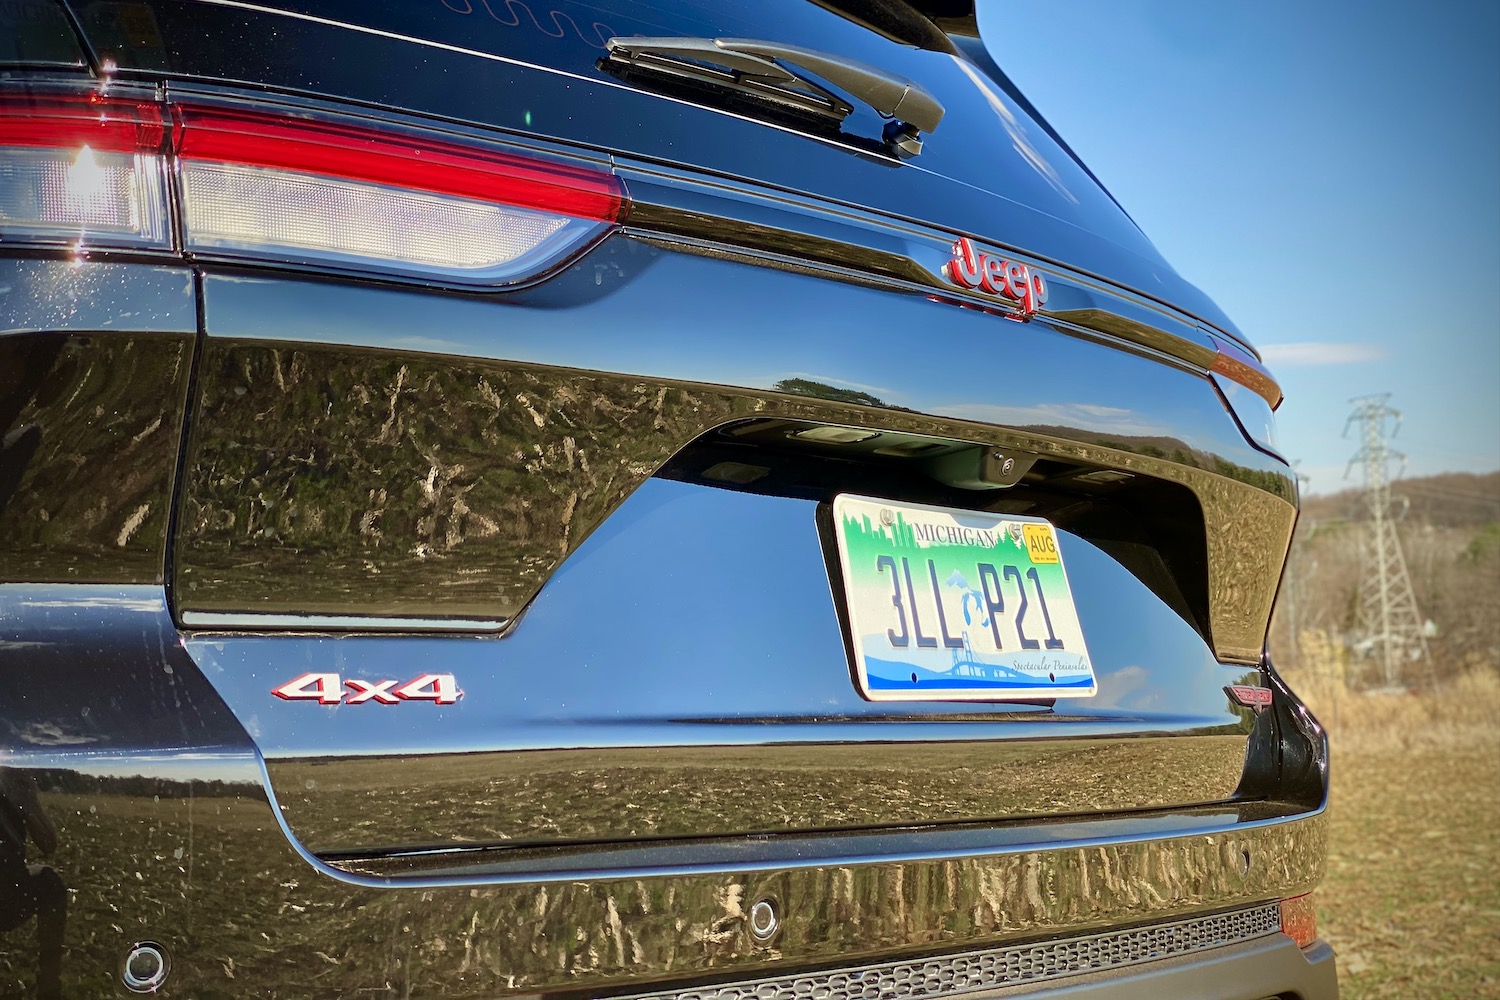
[1279,893,1318,948]
[1210,334,1282,410]
[1,92,626,285]
[1209,333,1283,456]
[0,95,171,248]
[175,106,624,285]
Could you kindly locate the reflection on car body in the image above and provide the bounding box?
[0,0,1334,997]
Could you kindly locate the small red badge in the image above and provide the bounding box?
[943,236,1049,318]
[1225,684,1274,713]
[272,672,462,705]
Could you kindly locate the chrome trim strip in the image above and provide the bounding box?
[179,611,505,631]
[317,801,1328,889]
[619,164,1233,368]
[631,229,1214,381]
[269,735,1255,854]
[618,904,1283,1000]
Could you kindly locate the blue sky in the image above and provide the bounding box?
[989,0,1500,494]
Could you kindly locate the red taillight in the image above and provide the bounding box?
[1,91,627,285]
[0,93,166,155]
[174,106,625,224]
[1279,893,1317,948]
[173,105,626,284]
[0,94,172,248]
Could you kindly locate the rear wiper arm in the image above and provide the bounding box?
[604,35,944,158]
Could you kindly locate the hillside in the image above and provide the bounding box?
[1300,471,1500,527]
[1272,471,1500,688]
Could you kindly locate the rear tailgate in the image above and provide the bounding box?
[49,0,1300,864]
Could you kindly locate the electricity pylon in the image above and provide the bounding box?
[1344,394,1428,688]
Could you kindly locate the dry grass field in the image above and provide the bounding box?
[1284,655,1500,998]
[1277,474,1500,996]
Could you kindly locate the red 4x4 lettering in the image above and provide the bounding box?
[272,672,462,705]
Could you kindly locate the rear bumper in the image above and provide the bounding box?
[1,738,1332,998]
[1,664,1328,999]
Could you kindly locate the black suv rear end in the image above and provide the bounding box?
[1,2,1334,997]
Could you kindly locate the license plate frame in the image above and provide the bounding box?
[832,494,1096,702]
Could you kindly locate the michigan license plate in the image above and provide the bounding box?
[833,494,1096,701]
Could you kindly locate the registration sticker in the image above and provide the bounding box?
[832,494,1095,701]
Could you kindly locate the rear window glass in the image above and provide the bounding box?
[301,0,954,74]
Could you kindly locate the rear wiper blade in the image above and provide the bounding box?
[604,35,944,157]
[605,36,854,126]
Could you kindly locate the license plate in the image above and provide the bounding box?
[832,494,1096,701]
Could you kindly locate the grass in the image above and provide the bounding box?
[1286,660,1500,998]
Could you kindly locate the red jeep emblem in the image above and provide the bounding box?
[943,236,1049,318]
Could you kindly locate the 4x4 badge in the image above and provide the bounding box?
[943,236,1049,318]
[273,672,463,705]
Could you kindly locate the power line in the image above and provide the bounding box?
[1305,481,1500,507]
[1343,394,1429,688]
[1388,484,1500,507]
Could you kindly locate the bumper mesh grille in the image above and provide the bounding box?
[622,903,1281,999]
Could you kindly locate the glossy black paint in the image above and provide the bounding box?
[0,585,255,997]
[202,477,1257,853]
[189,243,1269,471]
[0,590,1322,998]
[0,754,1328,998]
[0,256,197,585]
[64,0,1245,334]
[174,239,1282,626]
[0,0,84,67]
[0,258,197,336]
[0,258,194,591]
[0,585,250,754]
[0,586,1316,998]
[0,5,1333,994]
